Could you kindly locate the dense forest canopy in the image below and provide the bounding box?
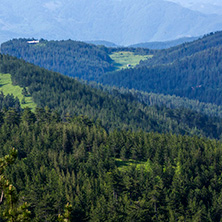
[100,45,222,105]
[90,83,222,119]
[0,107,222,221]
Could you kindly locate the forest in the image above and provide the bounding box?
[0,103,222,221]
[0,54,222,139]
[1,31,222,221]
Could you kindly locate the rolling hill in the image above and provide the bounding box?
[1,39,115,81]
[3,32,222,107]
[1,32,222,222]
[0,39,153,80]
[129,36,199,49]
[0,54,222,221]
[99,31,222,106]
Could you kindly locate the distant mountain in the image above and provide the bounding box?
[129,37,199,49]
[168,0,222,15]
[1,0,222,45]
[85,40,119,48]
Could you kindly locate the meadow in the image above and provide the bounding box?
[0,73,36,110]
[110,51,152,70]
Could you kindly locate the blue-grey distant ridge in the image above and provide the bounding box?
[1,0,222,45]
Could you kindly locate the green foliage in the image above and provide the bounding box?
[0,149,31,221]
[0,92,21,112]
[58,203,72,222]
[115,158,149,172]
[0,108,222,221]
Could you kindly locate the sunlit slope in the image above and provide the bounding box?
[110,51,152,70]
[0,73,36,110]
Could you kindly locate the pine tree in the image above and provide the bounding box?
[0,148,31,221]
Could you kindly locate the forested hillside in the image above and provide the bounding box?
[0,91,21,111]
[1,39,114,81]
[1,54,222,139]
[139,31,222,66]
[99,31,222,106]
[2,32,222,108]
[0,39,153,81]
[91,83,222,119]
[1,107,222,221]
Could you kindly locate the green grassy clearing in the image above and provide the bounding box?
[33,42,46,48]
[115,158,152,172]
[0,73,37,110]
[110,51,153,71]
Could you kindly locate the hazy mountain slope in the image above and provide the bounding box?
[1,0,222,45]
[85,40,118,47]
[139,31,222,66]
[168,0,222,15]
[129,37,199,49]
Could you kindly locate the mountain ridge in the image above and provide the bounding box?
[1,0,222,45]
